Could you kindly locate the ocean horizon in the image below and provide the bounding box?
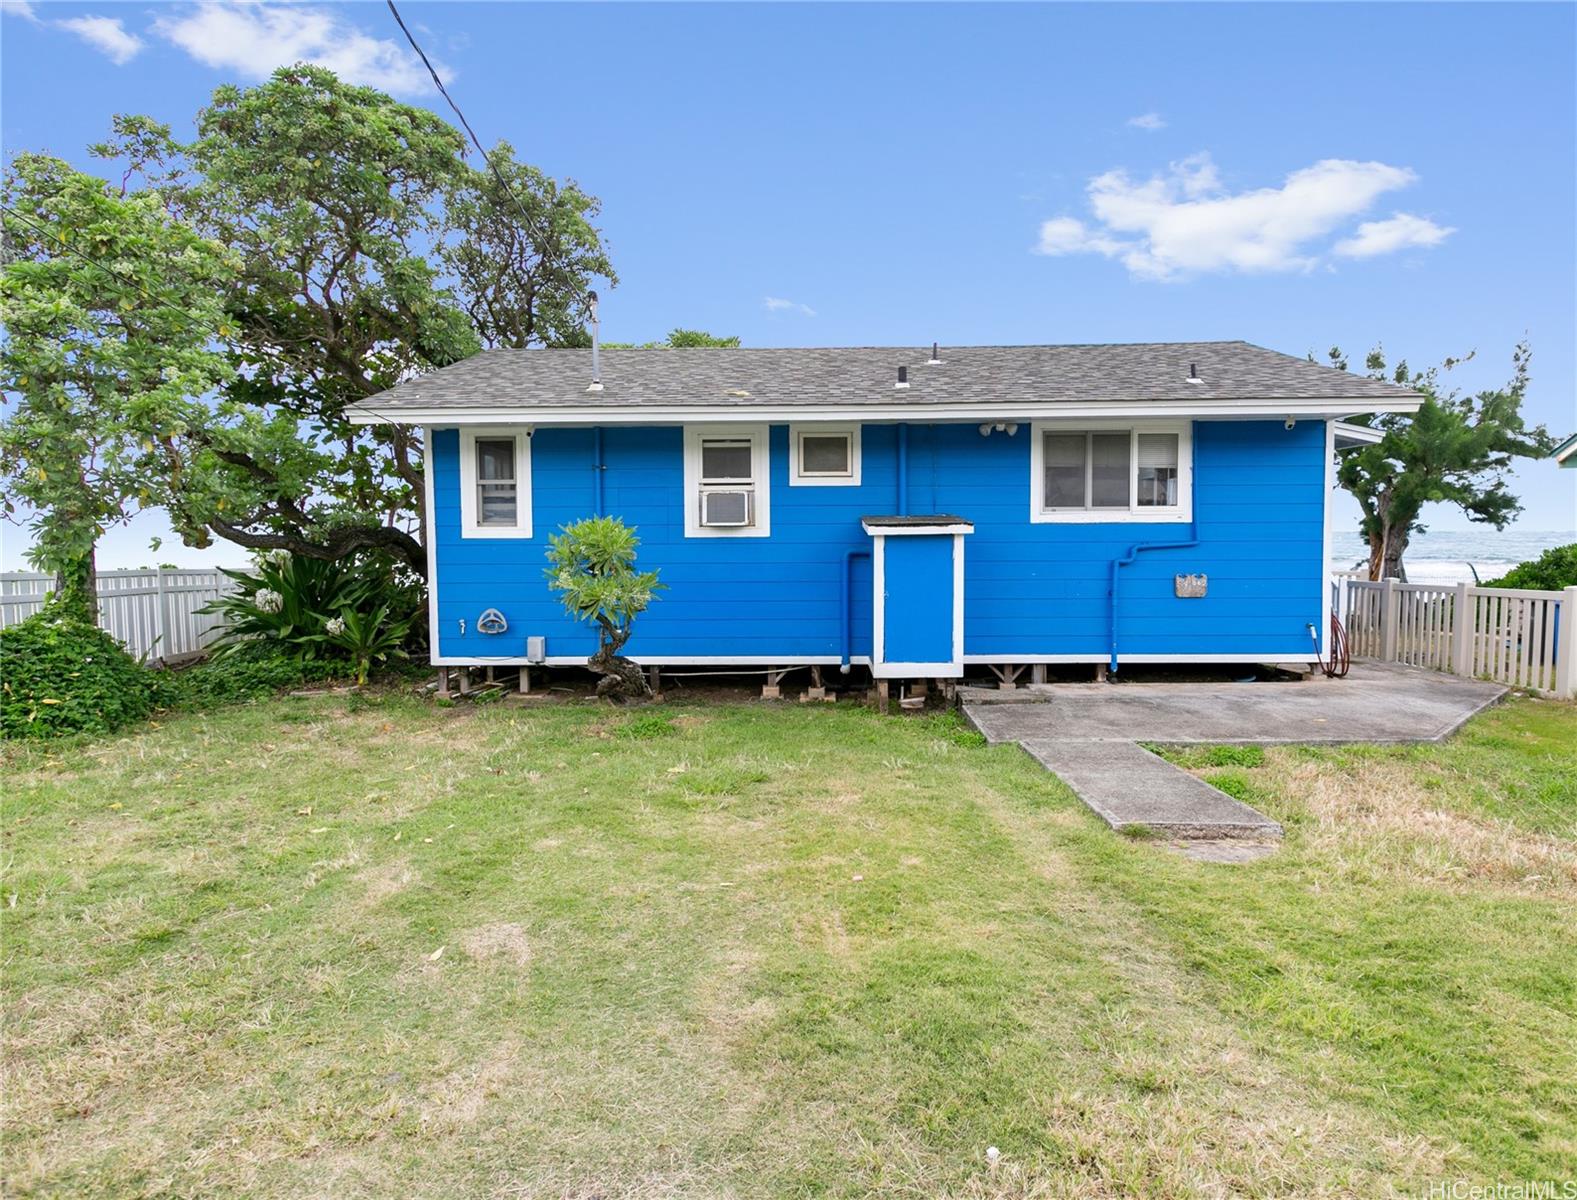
[1330,528,1573,584]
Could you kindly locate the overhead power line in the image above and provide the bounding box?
[384,0,585,300]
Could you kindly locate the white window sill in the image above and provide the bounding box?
[462,523,533,539]
[1030,508,1192,524]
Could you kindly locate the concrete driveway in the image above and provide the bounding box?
[961,661,1507,746]
[961,663,1508,841]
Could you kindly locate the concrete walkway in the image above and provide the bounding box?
[963,663,1507,840]
[1022,740,1284,839]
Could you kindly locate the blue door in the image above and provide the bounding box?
[864,518,972,678]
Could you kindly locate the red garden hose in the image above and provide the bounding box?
[1312,612,1351,678]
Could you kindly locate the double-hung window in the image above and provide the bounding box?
[1031,422,1191,522]
[685,424,771,537]
[459,427,532,537]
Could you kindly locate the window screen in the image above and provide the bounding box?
[800,433,851,476]
[1043,433,1086,508]
[700,439,753,482]
[1089,433,1130,507]
[475,438,517,526]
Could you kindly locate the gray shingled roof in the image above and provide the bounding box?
[350,341,1422,416]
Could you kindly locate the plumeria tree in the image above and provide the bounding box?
[545,516,662,701]
[0,153,234,619]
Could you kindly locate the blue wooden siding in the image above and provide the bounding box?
[429,419,1326,662]
[880,536,955,665]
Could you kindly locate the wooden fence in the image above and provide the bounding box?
[0,569,235,663]
[1343,578,1577,698]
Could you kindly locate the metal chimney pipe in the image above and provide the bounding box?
[895,365,909,389]
[586,290,604,393]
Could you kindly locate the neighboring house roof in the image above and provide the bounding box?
[1333,421,1386,450]
[1555,432,1577,467]
[348,340,1425,426]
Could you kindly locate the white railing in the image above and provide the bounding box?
[0,568,236,663]
[1343,578,1577,698]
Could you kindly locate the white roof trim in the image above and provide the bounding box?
[348,397,1423,427]
[1554,433,1577,465]
[1333,420,1385,449]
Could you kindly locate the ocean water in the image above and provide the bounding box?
[1330,528,1574,584]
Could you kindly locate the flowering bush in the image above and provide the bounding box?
[203,551,422,672]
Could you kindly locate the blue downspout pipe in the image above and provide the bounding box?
[841,548,871,672]
[592,427,604,515]
[896,425,908,516]
[1109,525,1199,674]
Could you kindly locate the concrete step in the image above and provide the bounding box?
[1021,739,1284,840]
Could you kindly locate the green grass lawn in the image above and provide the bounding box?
[4,690,1574,1197]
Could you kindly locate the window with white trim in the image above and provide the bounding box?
[1030,422,1191,523]
[789,424,861,486]
[684,424,771,537]
[459,427,532,537]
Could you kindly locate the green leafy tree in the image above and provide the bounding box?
[1483,544,1577,591]
[545,516,663,701]
[0,153,234,620]
[93,65,614,576]
[1328,342,1555,580]
[602,328,740,350]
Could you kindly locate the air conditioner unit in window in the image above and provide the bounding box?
[700,488,753,527]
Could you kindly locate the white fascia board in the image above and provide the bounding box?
[349,396,1423,427]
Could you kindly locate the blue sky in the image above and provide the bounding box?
[2,0,1573,570]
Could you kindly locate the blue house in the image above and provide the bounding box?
[350,342,1420,688]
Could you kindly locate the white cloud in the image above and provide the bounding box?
[1,1,41,25]
[764,296,816,317]
[1333,212,1455,258]
[1035,152,1445,280]
[59,14,144,64]
[153,3,446,95]
[1127,112,1166,131]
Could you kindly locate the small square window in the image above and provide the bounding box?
[790,425,861,486]
[801,433,851,476]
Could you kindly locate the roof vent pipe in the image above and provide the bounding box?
[895,365,909,390]
[586,290,604,393]
[927,342,942,365]
[1186,362,1202,384]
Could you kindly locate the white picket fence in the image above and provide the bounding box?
[0,568,236,663]
[1343,578,1577,697]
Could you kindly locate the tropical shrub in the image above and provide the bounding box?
[321,604,415,686]
[204,551,422,673]
[0,600,160,738]
[1483,544,1577,591]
